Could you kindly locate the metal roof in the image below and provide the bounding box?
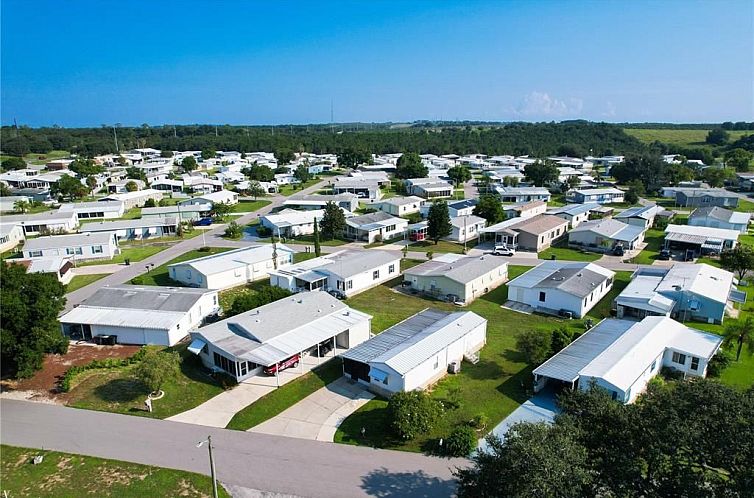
[23,232,114,251]
[75,285,216,312]
[0,210,77,226]
[569,218,646,243]
[193,292,372,366]
[59,306,187,331]
[169,245,293,276]
[142,204,210,215]
[80,217,178,232]
[506,261,615,298]
[346,211,405,231]
[614,275,676,314]
[449,215,486,229]
[578,317,722,391]
[58,201,124,212]
[547,202,600,216]
[689,206,750,225]
[404,255,507,285]
[665,224,739,243]
[269,249,400,280]
[655,263,735,306]
[342,309,486,375]
[614,204,661,220]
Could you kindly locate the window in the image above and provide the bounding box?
[29,250,43,257]
[672,352,686,365]
[584,298,588,306]
[539,291,546,302]
[433,356,439,369]
[388,264,395,274]
[373,270,380,280]
[690,357,699,371]
[92,245,103,254]
[240,361,248,376]
[611,390,618,401]
[234,268,242,277]
[346,280,353,290]
[213,351,235,375]
[650,360,657,371]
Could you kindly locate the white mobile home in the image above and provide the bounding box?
[188,292,372,382]
[342,309,487,396]
[403,255,508,304]
[169,245,294,290]
[345,211,408,243]
[0,224,24,252]
[506,261,615,318]
[533,317,722,403]
[260,209,325,238]
[179,189,239,207]
[58,200,125,220]
[270,249,401,297]
[99,189,163,210]
[283,194,360,213]
[141,203,212,222]
[374,196,426,217]
[59,285,220,346]
[0,211,78,235]
[80,217,179,240]
[22,232,118,261]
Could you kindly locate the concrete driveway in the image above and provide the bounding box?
[251,377,374,441]
[167,353,339,428]
[478,389,559,452]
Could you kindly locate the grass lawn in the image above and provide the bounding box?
[0,445,230,498]
[226,359,342,430]
[252,234,349,247]
[78,244,169,266]
[293,251,318,263]
[333,266,600,453]
[409,239,475,255]
[623,128,753,147]
[229,199,271,213]
[2,203,52,215]
[0,150,70,165]
[278,179,321,196]
[734,198,754,213]
[132,247,233,286]
[539,241,602,262]
[66,273,109,293]
[67,343,226,419]
[630,228,665,265]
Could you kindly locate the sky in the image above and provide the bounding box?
[1,0,752,127]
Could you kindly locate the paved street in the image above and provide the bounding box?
[0,399,462,498]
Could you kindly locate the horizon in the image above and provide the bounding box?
[1,0,752,127]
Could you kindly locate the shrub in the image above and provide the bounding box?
[388,390,444,440]
[706,350,732,378]
[255,225,272,237]
[198,246,211,252]
[471,413,489,431]
[660,366,685,381]
[60,347,147,392]
[133,348,180,395]
[516,329,552,365]
[550,326,574,354]
[227,285,292,317]
[443,425,477,457]
[224,221,243,239]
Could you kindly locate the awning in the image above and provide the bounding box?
[188,338,206,355]
[370,368,388,382]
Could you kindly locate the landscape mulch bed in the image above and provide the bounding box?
[0,343,141,401]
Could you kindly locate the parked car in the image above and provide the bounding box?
[492,245,515,256]
[193,217,212,226]
[659,249,671,260]
[612,244,624,256]
[328,289,346,300]
[263,354,300,375]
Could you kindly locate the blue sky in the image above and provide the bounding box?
[1,0,752,126]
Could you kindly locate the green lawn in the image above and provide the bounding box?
[0,150,71,166]
[336,265,595,452]
[624,128,753,147]
[226,359,342,430]
[539,241,602,262]
[218,280,272,313]
[630,228,666,265]
[67,343,227,419]
[0,445,230,498]
[132,247,233,286]
[734,198,754,213]
[278,179,321,196]
[252,234,349,247]
[2,204,52,215]
[293,251,318,263]
[229,199,271,213]
[66,273,109,293]
[409,239,476,255]
[78,244,169,266]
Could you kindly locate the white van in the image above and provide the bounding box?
[492,245,515,256]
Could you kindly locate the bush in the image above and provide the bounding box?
[198,246,211,252]
[133,348,180,395]
[255,225,272,237]
[388,390,444,440]
[227,285,292,317]
[516,329,552,365]
[660,366,686,381]
[224,221,243,239]
[471,413,489,430]
[550,326,575,354]
[443,425,477,457]
[60,347,147,392]
[706,350,732,378]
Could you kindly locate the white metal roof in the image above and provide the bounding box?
[343,309,486,375]
[404,255,507,285]
[169,245,293,276]
[506,261,615,297]
[665,224,739,242]
[614,275,676,314]
[60,306,186,331]
[23,232,114,251]
[655,263,735,306]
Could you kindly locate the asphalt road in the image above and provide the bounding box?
[0,400,463,498]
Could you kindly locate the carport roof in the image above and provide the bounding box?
[533,319,634,383]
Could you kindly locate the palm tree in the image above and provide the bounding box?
[13,200,30,214]
[723,317,754,361]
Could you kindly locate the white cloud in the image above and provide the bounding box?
[513,91,583,118]
[602,101,617,118]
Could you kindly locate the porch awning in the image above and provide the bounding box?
[729,289,748,304]
[188,338,206,355]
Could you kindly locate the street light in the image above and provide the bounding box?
[196,435,219,498]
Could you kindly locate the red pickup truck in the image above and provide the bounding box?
[263,354,300,375]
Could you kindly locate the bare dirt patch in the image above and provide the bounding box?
[0,343,141,402]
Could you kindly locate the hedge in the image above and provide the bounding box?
[59,347,147,392]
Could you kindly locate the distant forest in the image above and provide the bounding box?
[1,121,751,159]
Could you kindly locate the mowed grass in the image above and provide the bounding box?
[229,199,271,213]
[226,359,342,430]
[65,273,109,293]
[278,179,321,196]
[336,265,594,452]
[132,247,232,286]
[1,445,230,498]
[539,241,602,262]
[78,244,169,266]
[66,343,226,419]
[624,128,753,147]
[630,228,665,265]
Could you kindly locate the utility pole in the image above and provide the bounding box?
[173,125,177,138]
[196,436,219,498]
[215,125,218,137]
[112,125,119,153]
[330,99,334,134]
